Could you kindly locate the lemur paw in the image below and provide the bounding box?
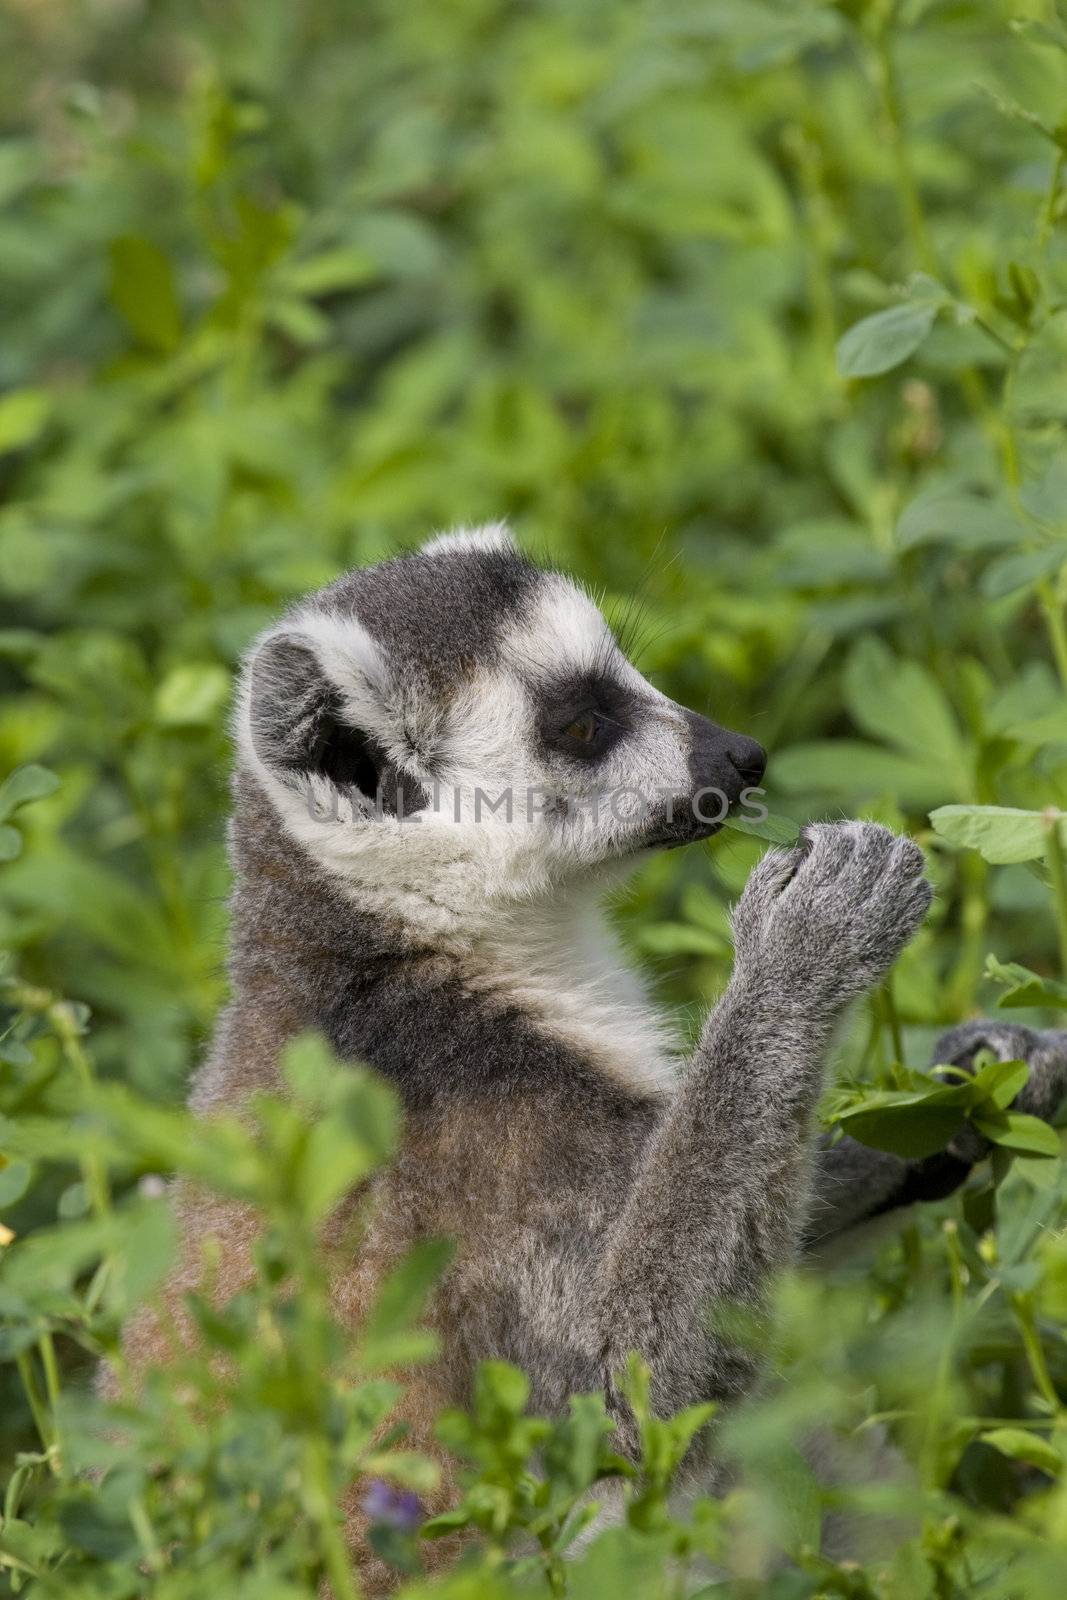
[731,821,932,1011]
[932,1020,1067,1126]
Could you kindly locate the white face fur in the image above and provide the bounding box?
[237,526,765,942]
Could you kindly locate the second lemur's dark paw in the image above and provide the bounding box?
[932,1020,1067,1127]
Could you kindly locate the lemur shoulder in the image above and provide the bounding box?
[118,526,1067,1584]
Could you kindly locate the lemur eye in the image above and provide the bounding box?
[562,712,600,743]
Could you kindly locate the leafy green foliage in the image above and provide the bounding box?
[827,1053,1062,1159]
[4,0,1067,1593]
[932,805,1067,865]
[835,275,952,378]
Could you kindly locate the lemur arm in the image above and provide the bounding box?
[801,1022,1067,1249]
[802,1136,969,1247]
[595,823,932,1453]
[598,978,836,1446]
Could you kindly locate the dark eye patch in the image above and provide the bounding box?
[532,670,643,764]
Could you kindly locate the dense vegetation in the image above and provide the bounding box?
[3,0,1067,1594]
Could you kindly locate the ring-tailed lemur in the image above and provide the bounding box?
[120,525,1067,1583]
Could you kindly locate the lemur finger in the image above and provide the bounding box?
[885,833,927,882]
[793,820,914,902]
[849,826,926,902]
[893,865,933,928]
[732,840,806,916]
[853,872,932,979]
[793,820,865,884]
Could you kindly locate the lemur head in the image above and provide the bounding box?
[238,526,765,932]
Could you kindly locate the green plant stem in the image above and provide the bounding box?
[38,1333,63,1472]
[1039,149,1065,249]
[1044,812,1067,984]
[865,1409,1058,1429]
[946,852,989,1014]
[1011,1292,1061,1414]
[304,1438,360,1600]
[858,997,881,1077]
[540,1532,565,1597]
[997,307,1067,689]
[52,1001,112,1223]
[127,1495,166,1572]
[971,315,1016,358]
[881,977,905,1066]
[999,359,1067,697]
[867,2,1024,545]
[782,120,838,378]
[1037,576,1067,699]
[943,1220,965,1315]
[15,1352,57,1469]
[38,1331,61,1410]
[994,139,1067,690]
[870,17,936,274]
[918,1291,959,1492]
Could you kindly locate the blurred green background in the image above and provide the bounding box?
[2,0,1067,1091]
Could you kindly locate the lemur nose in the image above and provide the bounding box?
[681,710,767,790]
[725,735,767,786]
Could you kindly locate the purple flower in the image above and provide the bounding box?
[361,1478,423,1533]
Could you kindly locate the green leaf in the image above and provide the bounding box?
[987,665,1067,744]
[843,635,968,775]
[774,740,949,805]
[1000,980,1067,1011]
[264,295,331,347]
[0,628,43,660]
[638,885,732,957]
[475,1360,530,1422]
[1,1198,176,1312]
[638,924,728,958]
[896,491,1027,552]
[112,1195,180,1310]
[985,955,1067,1011]
[0,825,22,860]
[972,1111,1061,1156]
[1015,1154,1061,1190]
[278,1037,399,1218]
[359,1450,440,1494]
[154,662,231,727]
[1021,458,1067,524]
[0,1515,51,1576]
[0,763,60,822]
[1,846,177,967]
[830,1075,975,1158]
[0,388,50,454]
[282,1031,350,1109]
[837,1101,966,1159]
[980,1428,1062,1475]
[722,811,800,845]
[930,804,1066,864]
[360,1238,452,1364]
[836,301,940,379]
[282,247,377,295]
[420,1508,473,1539]
[1002,709,1067,746]
[108,235,182,353]
[962,1056,1030,1111]
[0,1157,32,1208]
[981,546,1065,601]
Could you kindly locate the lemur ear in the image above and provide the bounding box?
[245,630,389,802]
